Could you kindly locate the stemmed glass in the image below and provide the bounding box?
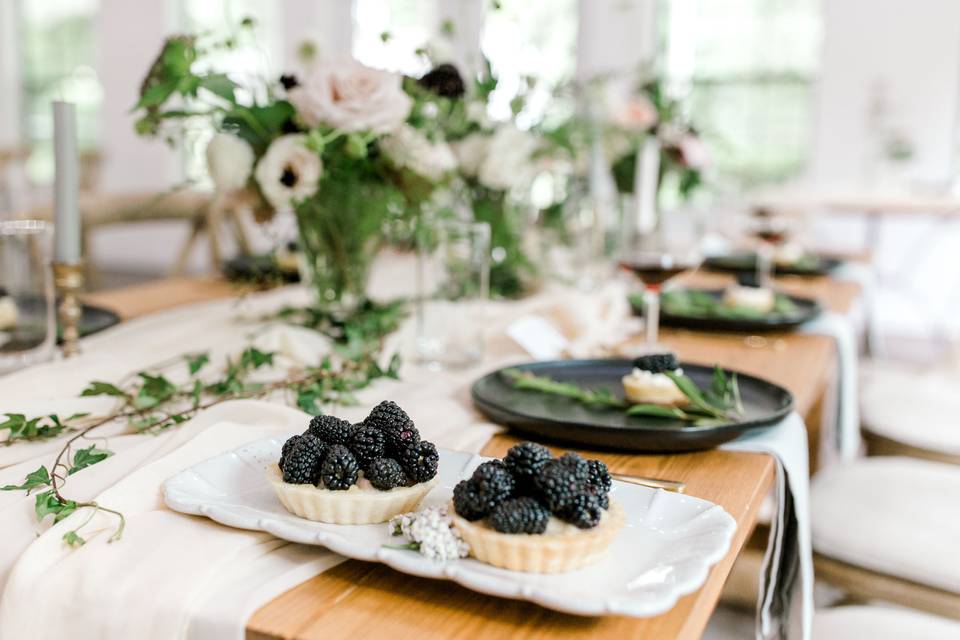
[748,211,793,288]
[619,232,701,352]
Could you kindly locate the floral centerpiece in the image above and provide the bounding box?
[424,63,543,298]
[133,26,456,311]
[608,78,708,210]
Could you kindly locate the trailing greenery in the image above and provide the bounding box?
[501,364,743,427]
[0,301,406,547]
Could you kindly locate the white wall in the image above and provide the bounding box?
[810,0,960,189]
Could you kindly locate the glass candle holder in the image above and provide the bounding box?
[0,220,56,374]
[415,220,490,370]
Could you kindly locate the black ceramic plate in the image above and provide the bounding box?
[630,288,822,333]
[472,359,793,452]
[223,254,300,284]
[6,298,120,347]
[704,253,842,277]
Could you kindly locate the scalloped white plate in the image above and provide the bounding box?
[162,436,736,618]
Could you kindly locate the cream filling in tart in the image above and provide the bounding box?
[773,242,804,266]
[451,500,624,573]
[0,297,18,331]
[723,285,775,313]
[622,368,687,406]
[267,466,438,525]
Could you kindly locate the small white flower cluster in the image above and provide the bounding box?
[389,506,469,562]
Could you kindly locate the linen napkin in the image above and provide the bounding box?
[800,311,860,462]
[722,412,813,640]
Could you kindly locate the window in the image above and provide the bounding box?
[20,0,102,185]
[481,0,578,126]
[352,0,435,76]
[660,0,822,187]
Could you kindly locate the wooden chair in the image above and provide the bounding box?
[860,363,960,465]
[21,189,252,284]
[810,457,960,620]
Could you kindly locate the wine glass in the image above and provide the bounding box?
[748,211,793,288]
[619,233,701,352]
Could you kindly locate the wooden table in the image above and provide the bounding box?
[86,274,860,640]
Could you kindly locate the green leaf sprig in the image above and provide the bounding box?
[502,365,744,427]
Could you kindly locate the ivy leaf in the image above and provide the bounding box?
[240,347,274,370]
[134,372,178,409]
[187,352,210,376]
[34,490,77,522]
[81,381,127,398]
[1,465,51,493]
[63,530,85,547]
[135,78,178,110]
[68,446,113,475]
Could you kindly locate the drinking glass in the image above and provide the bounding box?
[415,220,490,370]
[0,220,56,374]
[619,232,701,352]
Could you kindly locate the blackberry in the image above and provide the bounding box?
[590,484,610,510]
[488,497,550,534]
[452,480,487,520]
[557,491,604,529]
[320,444,359,490]
[350,425,386,468]
[534,460,585,513]
[632,353,679,374]
[400,440,439,483]
[558,452,590,483]
[306,414,354,445]
[364,400,420,456]
[470,460,515,505]
[281,435,325,485]
[365,457,408,490]
[279,434,303,470]
[587,458,612,494]
[503,442,552,491]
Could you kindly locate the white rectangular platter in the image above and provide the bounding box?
[163,435,735,618]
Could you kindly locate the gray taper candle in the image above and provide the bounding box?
[52,101,80,263]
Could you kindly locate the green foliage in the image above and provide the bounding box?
[503,366,744,426]
[81,381,128,398]
[68,446,113,475]
[470,186,538,298]
[630,289,800,321]
[1,465,51,493]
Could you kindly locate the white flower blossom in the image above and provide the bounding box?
[389,506,469,562]
[451,133,490,178]
[379,124,456,182]
[477,125,540,191]
[254,134,323,210]
[205,133,254,192]
[288,56,412,133]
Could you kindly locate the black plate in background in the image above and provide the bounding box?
[631,288,822,333]
[223,254,300,284]
[704,253,842,277]
[8,298,120,346]
[472,359,793,452]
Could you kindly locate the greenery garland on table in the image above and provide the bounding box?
[0,300,407,547]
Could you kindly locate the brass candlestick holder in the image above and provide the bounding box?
[52,262,84,358]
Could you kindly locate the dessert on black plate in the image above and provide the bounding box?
[269,400,439,524]
[449,442,624,573]
[620,353,688,406]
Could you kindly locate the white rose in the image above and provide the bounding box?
[254,134,323,210]
[379,124,456,182]
[288,57,412,133]
[451,133,490,178]
[477,126,540,191]
[679,134,709,169]
[205,133,254,192]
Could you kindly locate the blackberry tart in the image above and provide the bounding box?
[621,352,688,406]
[268,401,439,524]
[449,442,623,573]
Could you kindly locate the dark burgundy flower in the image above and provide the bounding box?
[279,74,299,90]
[417,63,465,99]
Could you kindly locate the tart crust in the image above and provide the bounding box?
[451,500,624,573]
[266,466,438,524]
